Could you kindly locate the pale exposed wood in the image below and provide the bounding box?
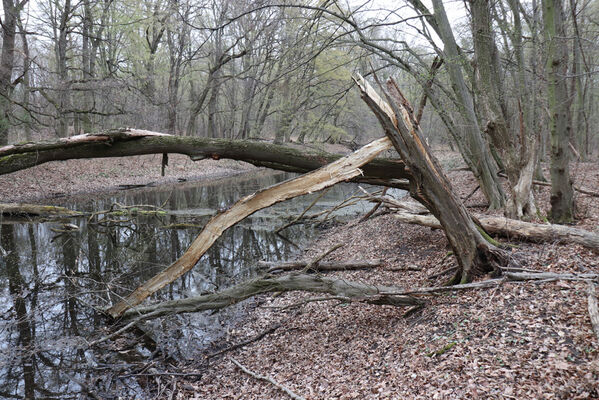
[257,260,382,273]
[478,215,599,249]
[107,137,393,318]
[356,74,509,283]
[588,282,599,342]
[499,172,599,198]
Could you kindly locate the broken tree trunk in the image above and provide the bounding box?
[0,128,410,189]
[107,137,394,318]
[356,75,511,283]
[120,272,422,320]
[257,260,383,273]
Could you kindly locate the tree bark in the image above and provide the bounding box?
[471,0,539,218]
[0,203,80,218]
[119,272,422,320]
[391,210,599,251]
[0,0,27,145]
[0,128,410,186]
[422,0,506,210]
[356,75,510,283]
[543,0,575,222]
[257,260,382,273]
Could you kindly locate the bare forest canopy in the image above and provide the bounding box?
[1,0,598,158]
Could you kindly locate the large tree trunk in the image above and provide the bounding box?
[471,0,539,219]
[0,0,23,145]
[356,75,510,283]
[0,129,410,187]
[543,0,575,222]
[422,0,506,210]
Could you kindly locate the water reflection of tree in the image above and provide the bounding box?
[0,174,365,397]
[1,224,36,399]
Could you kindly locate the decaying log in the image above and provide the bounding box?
[479,216,599,249]
[120,273,422,320]
[391,209,599,250]
[107,137,394,318]
[257,260,383,273]
[0,128,410,188]
[588,282,599,342]
[0,203,81,218]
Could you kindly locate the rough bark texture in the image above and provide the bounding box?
[0,128,409,187]
[0,0,23,145]
[392,210,599,251]
[425,0,506,210]
[471,0,539,218]
[0,203,80,218]
[356,75,509,283]
[257,260,383,273]
[543,0,575,222]
[107,136,394,317]
[588,282,599,342]
[120,272,422,320]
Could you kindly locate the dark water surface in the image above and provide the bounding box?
[0,171,372,398]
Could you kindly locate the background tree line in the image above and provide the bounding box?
[1,0,598,221]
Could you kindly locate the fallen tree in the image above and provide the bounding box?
[367,194,599,250]
[0,128,410,189]
[112,270,598,323]
[107,136,394,317]
[0,203,81,218]
[119,272,422,321]
[257,260,383,273]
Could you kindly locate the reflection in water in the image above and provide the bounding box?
[0,172,373,398]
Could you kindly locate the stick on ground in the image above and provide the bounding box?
[230,357,306,400]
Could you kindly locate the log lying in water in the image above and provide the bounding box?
[257,260,383,273]
[120,272,422,320]
[0,203,81,218]
[107,136,395,318]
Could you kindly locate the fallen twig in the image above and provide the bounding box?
[587,282,599,342]
[230,357,306,400]
[207,323,284,359]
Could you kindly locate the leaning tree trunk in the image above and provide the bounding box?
[356,75,510,283]
[424,0,506,210]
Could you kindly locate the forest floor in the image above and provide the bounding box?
[179,153,599,400]
[2,149,598,399]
